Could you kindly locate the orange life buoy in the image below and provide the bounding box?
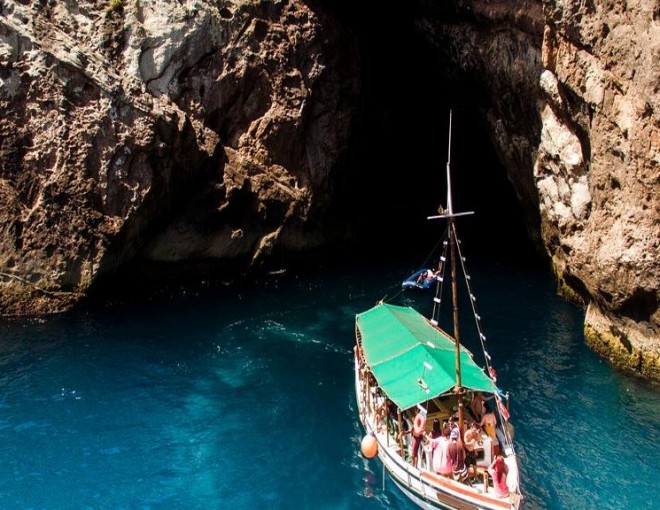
[361,433,378,458]
[413,413,426,436]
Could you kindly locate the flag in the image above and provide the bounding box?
[496,396,510,421]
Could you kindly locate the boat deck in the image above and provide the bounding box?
[356,355,521,510]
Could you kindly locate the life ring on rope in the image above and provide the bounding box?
[413,412,426,436]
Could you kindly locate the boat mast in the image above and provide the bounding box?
[446,111,464,431]
[428,111,474,432]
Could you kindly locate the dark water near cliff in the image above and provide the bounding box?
[1,255,659,509]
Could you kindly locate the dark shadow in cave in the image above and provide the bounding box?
[324,1,539,267]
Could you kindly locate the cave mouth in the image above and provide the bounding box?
[86,3,541,308]
[326,2,538,267]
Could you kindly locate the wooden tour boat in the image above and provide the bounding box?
[354,112,523,510]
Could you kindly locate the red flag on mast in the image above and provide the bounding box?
[496,396,510,421]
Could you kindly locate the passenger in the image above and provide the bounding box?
[448,414,462,439]
[430,418,442,439]
[480,403,498,440]
[400,409,427,468]
[431,423,452,476]
[488,455,509,498]
[442,421,450,437]
[448,428,469,483]
[417,269,438,285]
[463,421,483,467]
[375,397,389,432]
[470,391,494,421]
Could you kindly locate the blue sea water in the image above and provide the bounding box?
[0,256,659,509]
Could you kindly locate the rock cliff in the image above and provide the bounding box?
[0,0,358,313]
[0,0,658,380]
[539,0,660,381]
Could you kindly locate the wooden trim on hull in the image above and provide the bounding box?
[391,477,456,510]
[421,472,511,510]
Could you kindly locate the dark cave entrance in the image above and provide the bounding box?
[326,2,538,266]
[86,2,543,307]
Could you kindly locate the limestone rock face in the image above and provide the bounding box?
[0,0,358,314]
[538,0,660,380]
[417,0,659,380]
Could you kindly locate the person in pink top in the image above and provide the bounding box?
[488,455,509,498]
[430,422,453,476]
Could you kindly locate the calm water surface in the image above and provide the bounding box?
[0,257,658,509]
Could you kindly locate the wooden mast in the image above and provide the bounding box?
[428,111,474,433]
[445,111,464,432]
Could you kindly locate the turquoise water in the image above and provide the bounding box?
[0,256,658,509]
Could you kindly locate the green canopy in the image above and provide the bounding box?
[356,302,497,410]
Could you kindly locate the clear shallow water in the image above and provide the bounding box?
[0,258,659,509]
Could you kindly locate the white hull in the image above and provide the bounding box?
[355,355,521,510]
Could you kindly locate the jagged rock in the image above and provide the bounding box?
[0,0,359,314]
[539,0,660,381]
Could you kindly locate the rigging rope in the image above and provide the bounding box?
[420,228,447,271]
[431,239,449,326]
[452,223,516,452]
[382,226,449,305]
